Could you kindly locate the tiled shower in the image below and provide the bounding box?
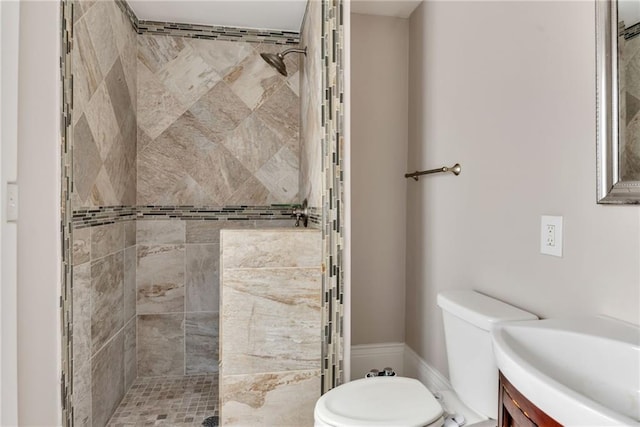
[65,0,344,425]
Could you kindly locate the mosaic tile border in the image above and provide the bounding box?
[72,205,298,228]
[115,0,299,45]
[60,1,73,425]
[320,0,345,393]
[624,21,640,40]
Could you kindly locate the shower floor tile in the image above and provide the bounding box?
[108,375,218,427]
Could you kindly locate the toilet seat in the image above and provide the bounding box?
[314,377,444,427]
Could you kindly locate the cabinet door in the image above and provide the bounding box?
[498,372,563,427]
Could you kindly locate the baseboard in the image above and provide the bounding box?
[403,345,452,392]
[349,342,452,392]
[350,342,405,380]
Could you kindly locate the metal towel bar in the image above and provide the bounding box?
[405,163,462,181]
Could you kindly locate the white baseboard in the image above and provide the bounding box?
[350,342,405,380]
[403,345,451,392]
[350,342,452,392]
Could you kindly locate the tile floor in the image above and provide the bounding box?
[108,375,218,426]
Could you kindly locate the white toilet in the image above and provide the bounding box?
[314,290,538,427]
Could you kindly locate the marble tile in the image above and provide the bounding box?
[221,268,321,375]
[90,167,119,206]
[221,229,321,269]
[104,58,133,132]
[224,53,284,110]
[103,129,134,206]
[185,244,219,313]
[74,0,96,23]
[73,263,92,370]
[185,221,223,244]
[124,318,137,391]
[136,220,185,244]
[84,82,120,159]
[255,146,299,203]
[137,60,188,140]
[73,18,103,118]
[287,70,300,96]
[190,142,251,206]
[156,44,221,108]
[138,34,186,74]
[185,312,219,375]
[73,358,92,427]
[137,126,154,153]
[222,114,281,173]
[91,329,124,427]
[255,84,300,155]
[225,175,273,206]
[188,81,251,134]
[169,175,217,206]
[73,115,102,204]
[137,112,228,205]
[136,244,185,314]
[193,144,251,206]
[220,370,320,427]
[136,135,190,206]
[73,227,91,266]
[84,0,119,76]
[137,314,184,376]
[91,252,124,355]
[124,246,136,322]
[256,219,296,229]
[105,0,131,55]
[91,222,124,260]
[188,38,254,78]
[124,221,136,248]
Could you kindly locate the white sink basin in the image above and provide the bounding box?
[491,316,640,426]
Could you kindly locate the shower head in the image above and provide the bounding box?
[260,47,307,77]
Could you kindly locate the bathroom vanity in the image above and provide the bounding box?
[498,372,560,427]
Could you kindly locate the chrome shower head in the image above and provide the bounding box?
[260,47,307,77]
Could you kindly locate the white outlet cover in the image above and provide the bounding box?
[540,215,563,257]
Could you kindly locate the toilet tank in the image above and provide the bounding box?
[437,290,537,419]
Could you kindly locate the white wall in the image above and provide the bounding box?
[17,1,61,424]
[1,1,20,424]
[407,1,640,377]
[351,13,409,345]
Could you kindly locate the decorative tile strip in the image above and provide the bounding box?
[320,0,345,393]
[60,2,73,425]
[115,0,299,45]
[136,205,296,220]
[308,206,322,228]
[138,21,299,45]
[72,205,297,228]
[624,21,640,40]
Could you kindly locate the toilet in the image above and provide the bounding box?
[314,290,538,427]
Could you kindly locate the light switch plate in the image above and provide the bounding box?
[540,215,562,257]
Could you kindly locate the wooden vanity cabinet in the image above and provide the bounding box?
[498,372,562,427]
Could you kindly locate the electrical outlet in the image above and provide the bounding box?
[546,224,555,247]
[541,215,562,257]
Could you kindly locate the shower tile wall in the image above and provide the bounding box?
[72,0,137,208]
[300,0,323,212]
[71,1,138,426]
[136,34,301,206]
[72,221,137,427]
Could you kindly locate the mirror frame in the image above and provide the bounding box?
[596,0,640,203]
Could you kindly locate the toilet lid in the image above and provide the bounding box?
[314,377,443,427]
